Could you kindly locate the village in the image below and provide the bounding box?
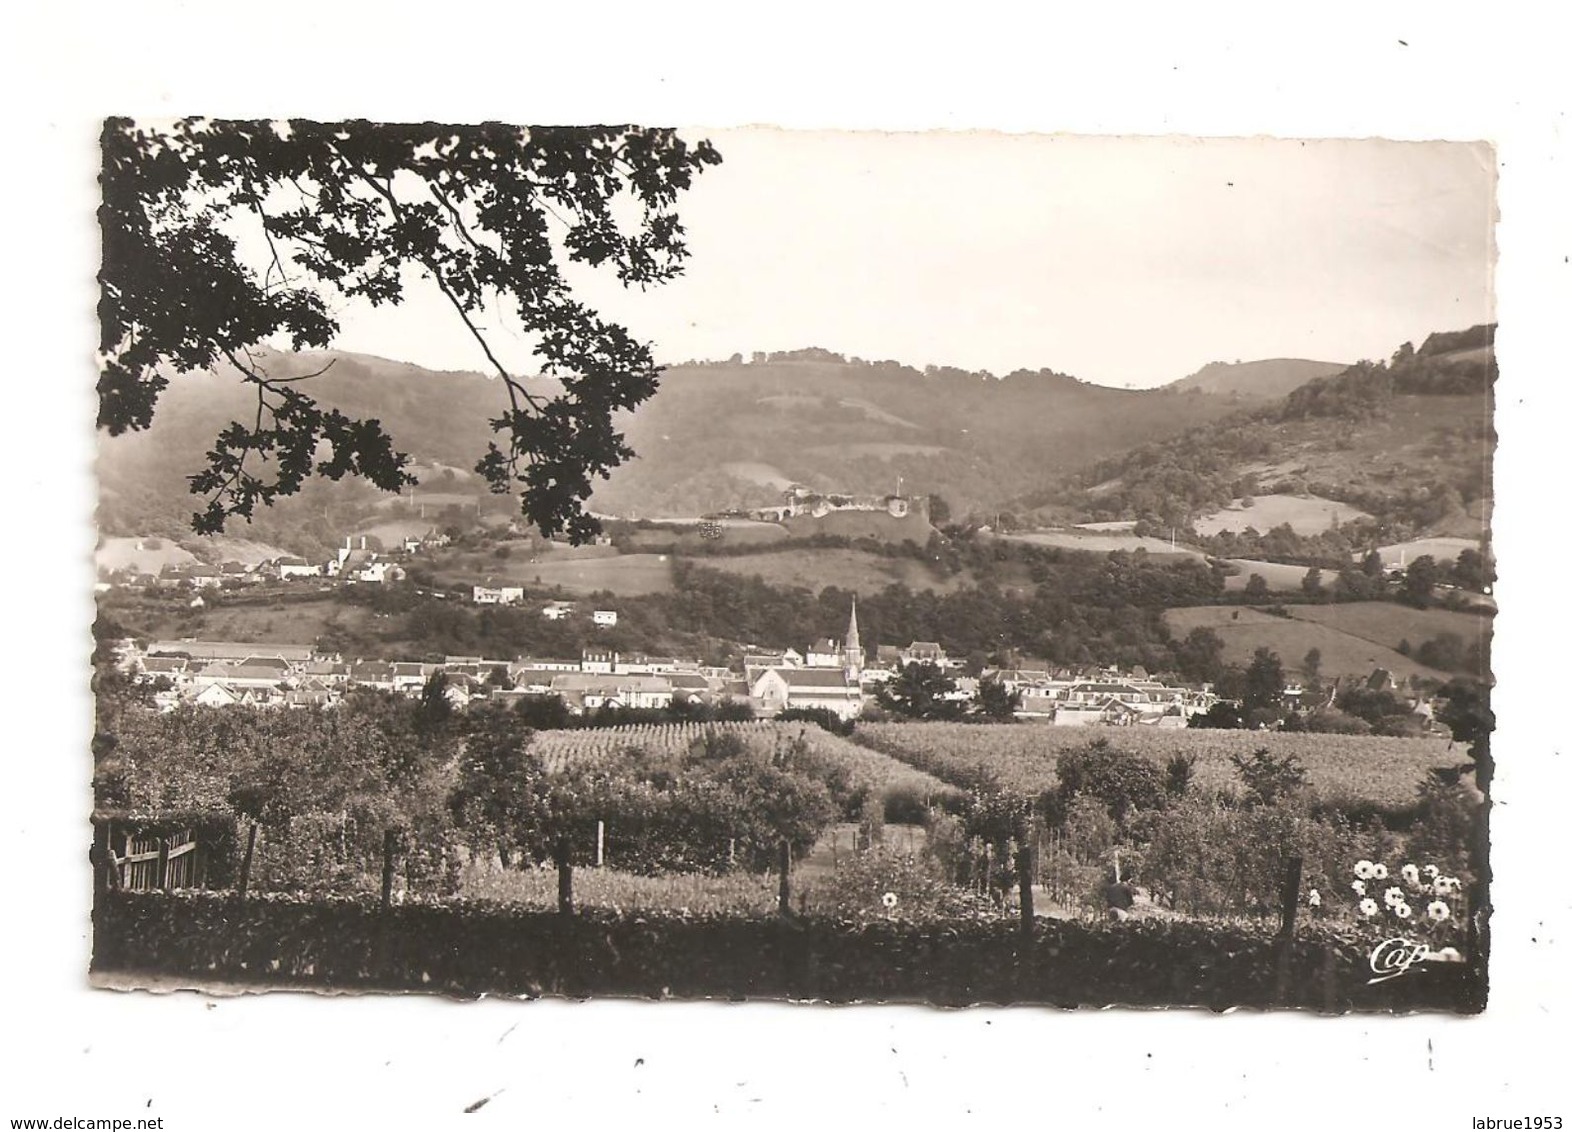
[116,592,1229,725]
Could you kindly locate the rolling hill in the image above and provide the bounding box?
[94,346,1251,551]
[1031,326,1496,547]
[1166,358,1347,399]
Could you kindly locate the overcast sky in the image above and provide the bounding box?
[316,128,1496,389]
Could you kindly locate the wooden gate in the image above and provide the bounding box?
[108,827,204,892]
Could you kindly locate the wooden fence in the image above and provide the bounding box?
[104,827,205,892]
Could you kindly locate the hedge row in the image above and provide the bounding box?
[91,891,1484,1013]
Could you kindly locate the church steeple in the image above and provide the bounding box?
[844,595,863,679]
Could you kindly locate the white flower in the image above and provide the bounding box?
[1308,889,1321,907]
[1359,898,1379,918]
[1384,886,1405,908]
[1427,900,1451,922]
[881,892,898,910]
[1422,864,1440,879]
[1351,879,1367,896]
[1401,863,1421,886]
[1371,863,1389,880]
[1394,902,1412,920]
[1354,860,1376,880]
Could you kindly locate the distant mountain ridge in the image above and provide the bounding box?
[96,346,1251,544]
[1166,358,1348,399]
[96,332,1486,557]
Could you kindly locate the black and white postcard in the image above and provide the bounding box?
[7,7,1567,1127]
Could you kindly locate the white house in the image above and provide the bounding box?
[592,609,619,628]
[805,638,843,668]
[277,557,321,581]
[749,667,864,721]
[473,585,526,605]
[541,600,576,621]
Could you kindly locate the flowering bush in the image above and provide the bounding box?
[1345,857,1465,944]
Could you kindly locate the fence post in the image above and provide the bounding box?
[1278,856,1304,936]
[596,820,605,868]
[1273,855,1304,1007]
[380,829,398,913]
[91,820,110,898]
[1017,843,1035,935]
[156,836,171,893]
[777,840,792,917]
[555,838,574,915]
[236,822,258,905]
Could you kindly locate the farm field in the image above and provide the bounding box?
[204,537,299,566]
[701,546,968,594]
[853,722,1465,812]
[196,599,370,648]
[1162,605,1451,681]
[95,536,199,574]
[434,551,676,596]
[1374,536,1481,564]
[621,522,791,552]
[1284,602,1492,659]
[1193,494,1371,536]
[103,590,358,648]
[1220,558,1315,591]
[353,518,442,546]
[528,721,959,806]
[997,531,1204,557]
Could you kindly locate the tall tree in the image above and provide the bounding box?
[1402,554,1440,607]
[99,119,722,542]
[876,661,963,720]
[1242,647,1286,713]
[973,674,1022,720]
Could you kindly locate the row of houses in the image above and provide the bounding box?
[125,613,1224,726]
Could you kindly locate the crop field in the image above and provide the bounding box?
[1285,602,1492,658]
[433,552,676,595]
[528,721,957,803]
[1193,494,1371,536]
[95,536,199,574]
[701,547,968,594]
[1374,536,1481,564]
[1162,605,1449,681]
[620,523,790,552]
[353,518,442,546]
[1220,558,1315,591]
[108,590,360,648]
[999,531,1204,558]
[853,722,1465,811]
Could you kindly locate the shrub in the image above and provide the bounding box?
[778,706,854,737]
[1055,738,1165,823]
[882,783,932,825]
[1229,747,1309,807]
[805,848,994,924]
[1163,753,1197,798]
[1304,709,1372,735]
